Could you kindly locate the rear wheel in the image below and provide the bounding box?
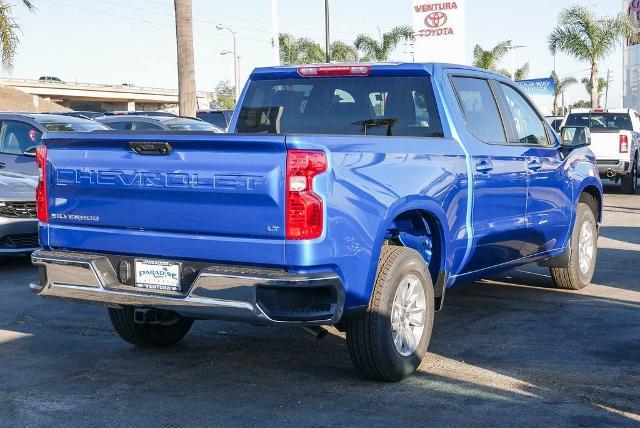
[346,246,435,382]
[108,307,193,348]
[549,203,597,290]
[621,156,638,194]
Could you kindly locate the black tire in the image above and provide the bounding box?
[108,307,194,348]
[621,157,638,194]
[346,246,435,382]
[549,203,598,290]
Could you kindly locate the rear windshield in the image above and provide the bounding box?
[164,119,223,132]
[38,120,109,132]
[565,113,632,131]
[235,76,443,137]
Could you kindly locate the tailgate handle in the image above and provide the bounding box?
[130,142,173,155]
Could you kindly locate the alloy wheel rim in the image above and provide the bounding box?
[578,220,594,274]
[391,273,426,357]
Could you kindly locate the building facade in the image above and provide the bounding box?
[624,0,640,110]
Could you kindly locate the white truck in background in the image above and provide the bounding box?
[563,108,640,194]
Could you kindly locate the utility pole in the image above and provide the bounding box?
[324,0,330,63]
[605,69,612,108]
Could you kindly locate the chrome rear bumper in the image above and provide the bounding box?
[31,250,344,325]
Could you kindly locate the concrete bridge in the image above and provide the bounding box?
[0,78,212,111]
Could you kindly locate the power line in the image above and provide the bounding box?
[41,0,271,44]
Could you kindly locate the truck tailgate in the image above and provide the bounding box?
[42,133,287,265]
[589,129,630,160]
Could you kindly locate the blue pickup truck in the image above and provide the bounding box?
[30,63,602,381]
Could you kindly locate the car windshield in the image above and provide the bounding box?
[165,119,223,132]
[565,113,632,131]
[38,120,109,132]
[235,76,443,137]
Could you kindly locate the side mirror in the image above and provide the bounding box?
[560,126,591,148]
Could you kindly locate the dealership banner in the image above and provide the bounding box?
[627,0,640,46]
[516,77,555,96]
[412,1,466,64]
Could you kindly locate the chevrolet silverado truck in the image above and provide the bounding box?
[563,108,640,194]
[30,63,602,381]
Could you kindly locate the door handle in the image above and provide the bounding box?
[475,160,493,174]
[527,159,542,171]
[0,162,5,169]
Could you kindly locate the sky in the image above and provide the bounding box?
[1,0,629,107]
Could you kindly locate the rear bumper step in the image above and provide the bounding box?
[30,250,344,325]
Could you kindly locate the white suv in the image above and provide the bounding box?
[563,108,640,193]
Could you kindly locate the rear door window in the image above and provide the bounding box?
[452,77,507,143]
[0,121,42,155]
[235,76,443,137]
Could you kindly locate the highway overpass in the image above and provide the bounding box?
[0,78,212,112]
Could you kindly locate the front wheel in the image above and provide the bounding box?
[346,246,435,382]
[108,307,194,348]
[549,203,598,290]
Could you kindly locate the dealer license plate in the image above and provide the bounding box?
[134,259,181,292]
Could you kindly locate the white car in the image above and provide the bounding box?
[562,108,640,193]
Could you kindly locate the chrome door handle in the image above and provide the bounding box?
[475,160,493,173]
[527,160,542,171]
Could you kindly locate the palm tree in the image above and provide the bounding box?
[581,76,608,108]
[174,0,197,117]
[551,71,577,116]
[513,62,530,81]
[279,33,325,65]
[354,26,414,61]
[0,0,34,70]
[330,41,359,62]
[549,5,635,108]
[472,40,512,76]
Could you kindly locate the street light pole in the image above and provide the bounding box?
[324,0,330,63]
[507,44,527,79]
[217,25,240,102]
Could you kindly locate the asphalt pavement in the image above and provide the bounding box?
[1,186,638,427]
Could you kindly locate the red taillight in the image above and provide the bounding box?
[286,150,327,240]
[297,65,371,77]
[620,134,629,153]
[35,145,48,223]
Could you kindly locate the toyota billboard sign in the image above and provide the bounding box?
[412,1,467,64]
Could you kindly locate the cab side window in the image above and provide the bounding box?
[500,84,550,146]
[452,77,507,143]
[0,121,42,155]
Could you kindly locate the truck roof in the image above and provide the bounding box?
[249,62,510,80]
[569,108,635,114]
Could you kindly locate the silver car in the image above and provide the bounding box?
[0,169,38,253]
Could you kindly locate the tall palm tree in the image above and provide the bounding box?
[174,0,197,117]
[551,71,577,116]
[354,26,414,61]
[581,76,608,108]
[472,40,512,76]
[549,5,635,108]
[279,33,325,65]
[513,62,530,81]
[0,0,34,70]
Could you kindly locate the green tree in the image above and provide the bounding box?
[330,40,359,62]
[551,71,578,115]
[214,80,235,110]
[354,26,414,61]
[513,62,530,81]
[571,99,591,109]
[472,40,512,76]
[549,5,635,108]
[0,0,34,70]
[279,33,325,65]
[581,76,608,108]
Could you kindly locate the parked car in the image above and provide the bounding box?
[30,63,602,381]
[0,113,109,254]
[38,76,63,83]
[545,115,564,133]
[96,115,224,132]
[562,108,640,193]
[197,109,233,129]
[101,111,177,117]
[48,111,105,120]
